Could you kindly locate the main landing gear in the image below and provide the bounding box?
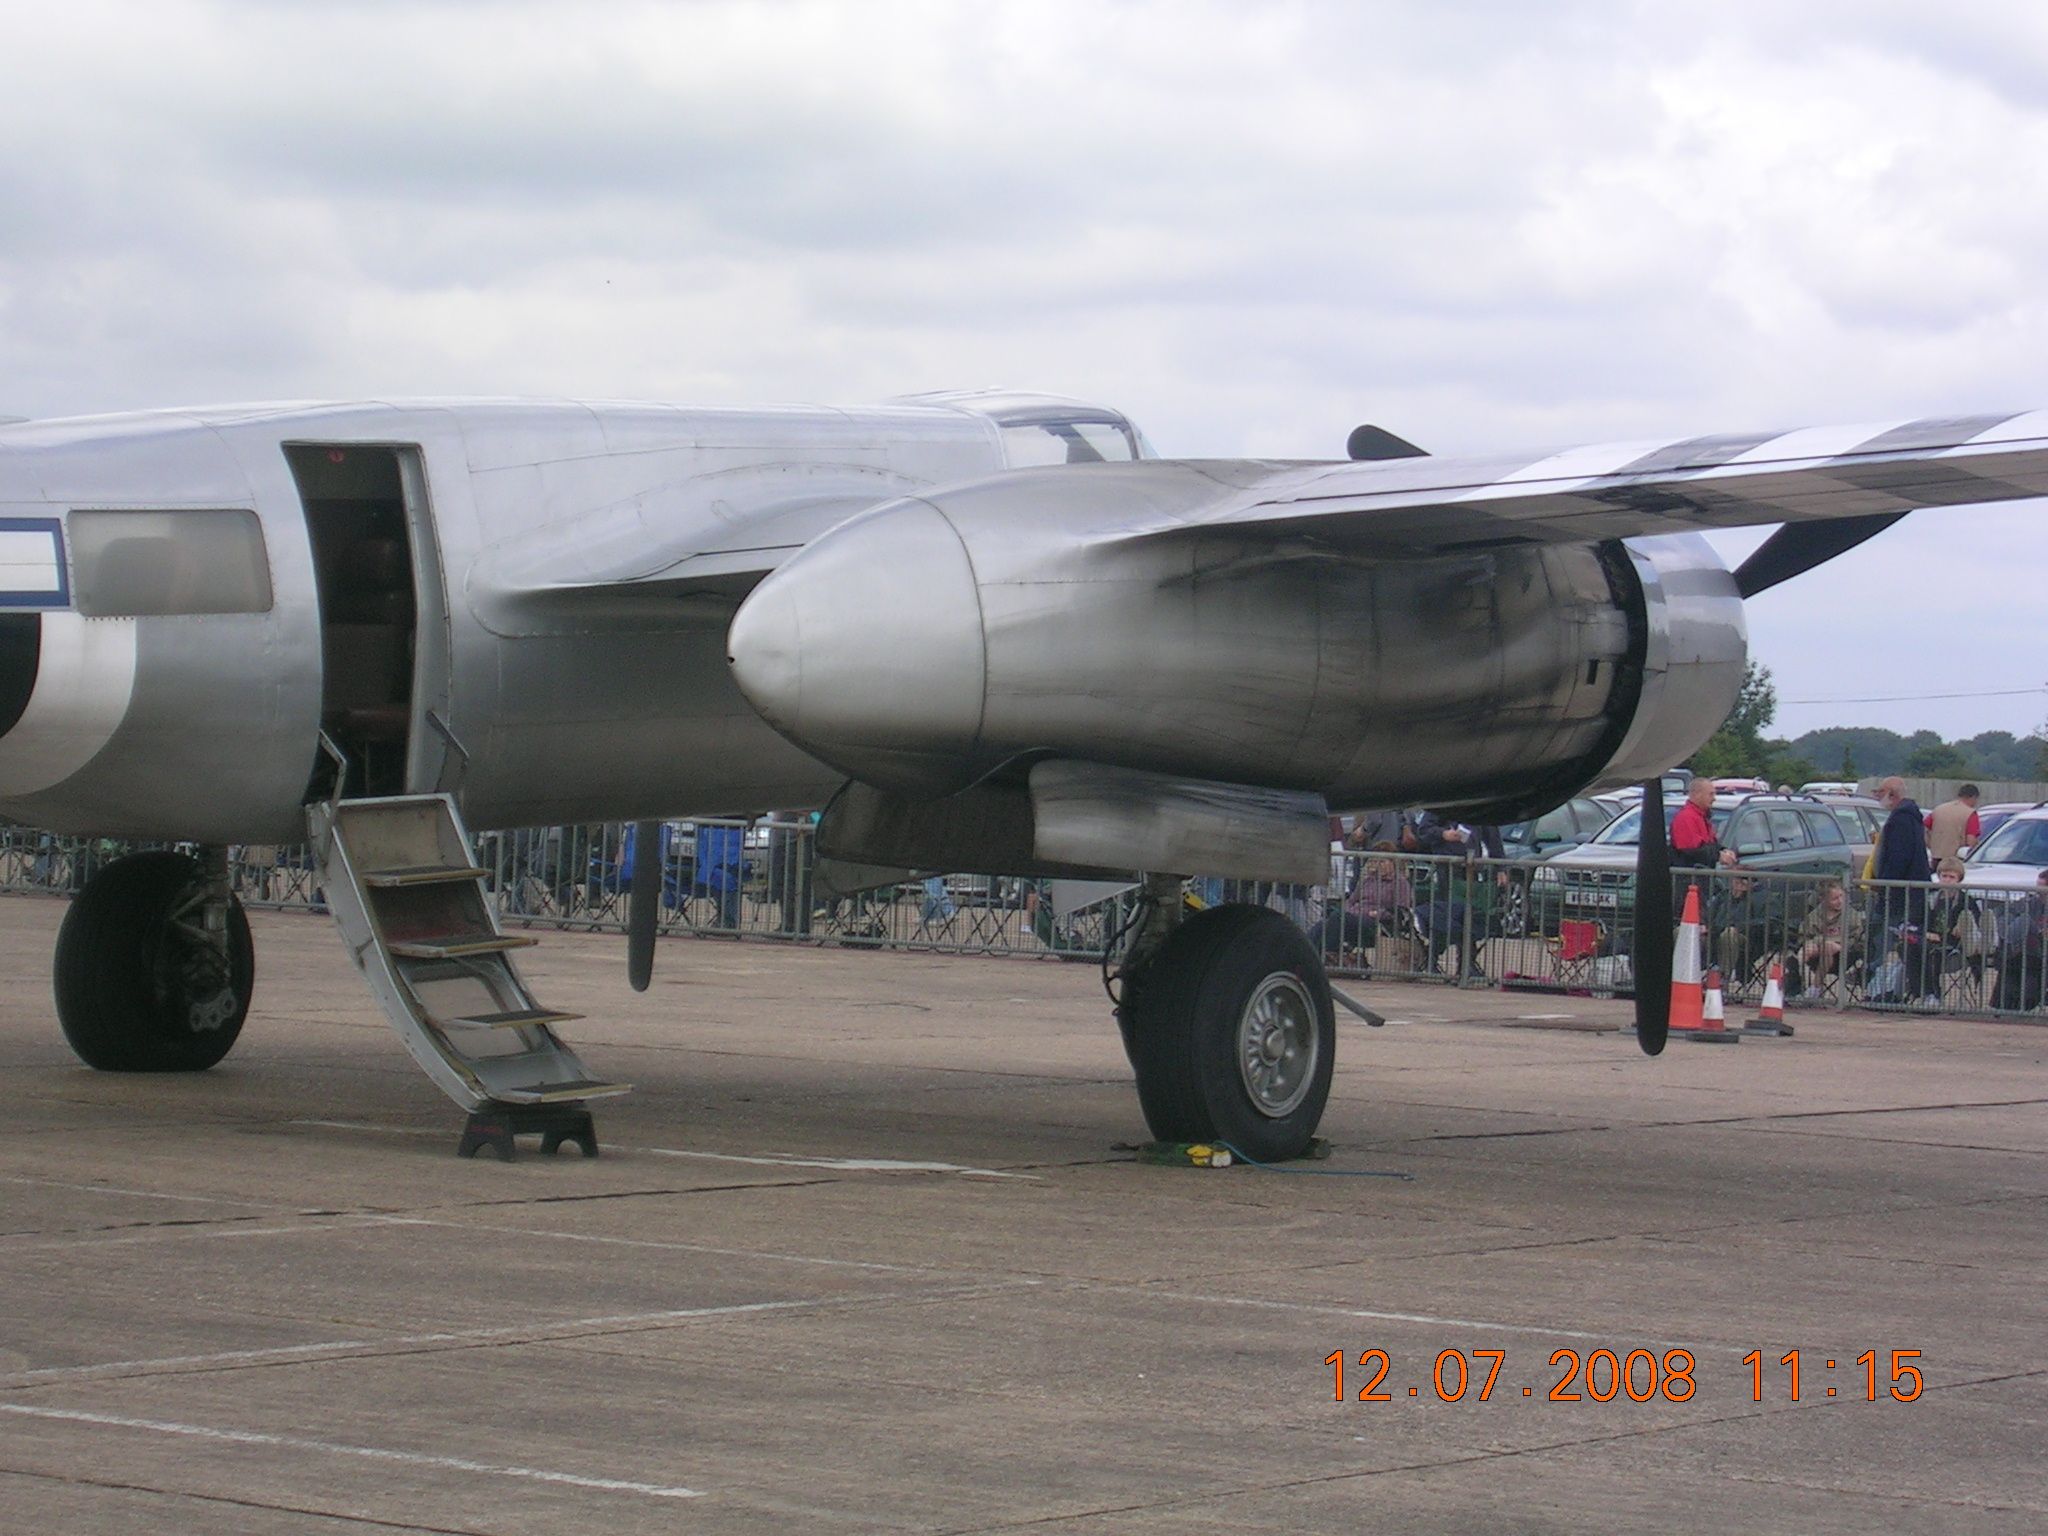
[53,849,253,1072]
[1116,893,1336,1162]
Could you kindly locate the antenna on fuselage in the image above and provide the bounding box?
[1345,424,1428,461]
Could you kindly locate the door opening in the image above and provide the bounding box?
[289,445,417,800]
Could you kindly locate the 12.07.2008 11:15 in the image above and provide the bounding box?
[1325,1348,1699,1403]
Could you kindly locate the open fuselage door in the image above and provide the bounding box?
[285,443,451,799]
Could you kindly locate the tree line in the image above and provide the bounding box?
[1689,664,2048,788]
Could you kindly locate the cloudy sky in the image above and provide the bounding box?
[4,0,2044,744]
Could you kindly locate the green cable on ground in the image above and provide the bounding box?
[1219,1141,1416,1178]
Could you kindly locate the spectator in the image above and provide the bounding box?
[1413,816,1502,977]
[1925,785,1983,864]
[1867,776,1933,1000]
[1993,870,2048,1012]
[1928,857,1992,1001]
[918,874,956,931]
[1708,867,1778,983]
[1672,777,1736,869]
[1411,813,1504,860]
[1791,880,1852,999]
[1355,808,1411,849]
[1411,811,1455,856]
[1313,847,1413,973]
[1870,776,1934,884]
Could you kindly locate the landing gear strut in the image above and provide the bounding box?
[54,849,254,1071]
[1117,899,1335,1161]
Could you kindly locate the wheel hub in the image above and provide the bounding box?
[1237,971,1317,1119]
[187,986,239,1033]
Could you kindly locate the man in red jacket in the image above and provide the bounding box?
[1671,776,1735,869]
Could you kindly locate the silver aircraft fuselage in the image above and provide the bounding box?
[0,399,1028,841]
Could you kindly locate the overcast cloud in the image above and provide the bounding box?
[3,0,2043,743]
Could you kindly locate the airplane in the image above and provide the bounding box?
[2,389,2044,1159]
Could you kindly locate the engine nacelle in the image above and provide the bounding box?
[728,467,1746,818]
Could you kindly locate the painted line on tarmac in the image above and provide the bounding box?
[4,1213,425,1253]
[387,1213,952,1275]
[12,1203,963,1277]
[1,1280,1035,1389]
[637,1146,1039,1179]
[1147,1289,1683,1347]
[0,1403,704,1500]
[293,1119,1040,1179]
[0,1173,287,1212]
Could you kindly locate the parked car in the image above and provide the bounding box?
[1588,793,1629,826]
[1491,796,1620,935]
[1528,793,1877,945]
[1603,769,1692,807]
[1813,793,1885,848]
[1969,802,2044,848]
[1961,807,2048,892]
[1498,797,1617,860]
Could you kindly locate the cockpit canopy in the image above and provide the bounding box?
[896,388,1153,467]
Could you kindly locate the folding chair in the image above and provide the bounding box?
[1367,905,1424,976]
[1546,918,1603,989]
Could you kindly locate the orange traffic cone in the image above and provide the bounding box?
[1667,884,1704,1034]
[1739,957,1795,1037]
[1684,962,1740,1044]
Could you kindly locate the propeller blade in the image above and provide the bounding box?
[1633,779,1671,1055]
[627,819,661,993]
[1733,513,1906,598]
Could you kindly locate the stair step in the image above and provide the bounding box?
[493,1079,633,1105]
[389,933,539,960]
[364,864,490,888]
[437,1007,586,1031]
[312,792,630,1120]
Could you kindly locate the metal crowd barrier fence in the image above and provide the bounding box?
[1,823,2040,1019]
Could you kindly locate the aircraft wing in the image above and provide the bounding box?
[468,488,892,634]
[1127,410,2048,565]
[475,409,2048,630]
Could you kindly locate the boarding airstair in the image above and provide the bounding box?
[307,792,629,1156]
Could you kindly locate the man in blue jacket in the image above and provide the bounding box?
[1869,776,1933,1003]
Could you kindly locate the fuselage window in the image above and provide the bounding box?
[1001,419,1139,468]
[69,508,273,617]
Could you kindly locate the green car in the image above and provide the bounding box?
[1526,793,1879,947]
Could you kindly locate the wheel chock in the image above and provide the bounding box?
[1133,1141,1234,1167]
[1126,1138,1335,1168]
[457,1102,600,1161]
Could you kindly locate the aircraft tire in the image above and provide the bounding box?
[54,851,254,1072]
[1127,903,1334,1161]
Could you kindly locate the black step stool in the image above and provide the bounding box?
[457,1102,599,1161]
